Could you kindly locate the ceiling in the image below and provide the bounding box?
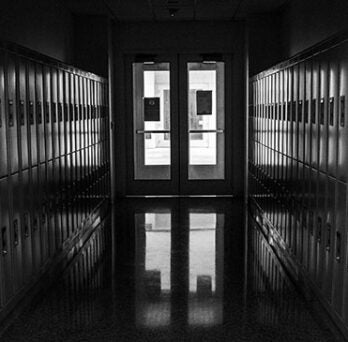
[66,0,289,21]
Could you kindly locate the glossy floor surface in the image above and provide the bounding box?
[0,199,341,341]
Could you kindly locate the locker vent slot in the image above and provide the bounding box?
[320,98,325,125]
[304,100,309,123]
[329,97,334,126]
[336,231,341,262]
[1,226,7,255]
[13,219,19,246]
[340,95,345,127]
[298,101,303,122]
[29,101,34,125]
[311,99,316,124]
[8,99,14,126]
[326,223,331,251]
[19,100,25,126]
[36,101,42,124]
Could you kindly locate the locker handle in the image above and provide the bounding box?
[336,231,341,262]
[45,101,50,123]
[1,226,7,255]
[37,101,42,124]
[311,99,316,124]
[317,217,322,243]
[52,102,57,123]
[298,101,302,123]
[29,101,34,125]
[13,219,19,246]
[33,216,39,231]
[329,97,334,126]
[58,103,63,122]
[24,213,30,238]
[8,99,14,126]
[326,223,331,252]
[304,100,309,123]
[64,103,68,122]
[320,98,325,125]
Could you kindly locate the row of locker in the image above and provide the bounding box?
[0,44,110,317]
[0,49,109,180]
[249,163,348,327]
[0,168,110,309]
[250,42,348,182]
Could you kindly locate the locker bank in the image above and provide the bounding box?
[0,0,347,341]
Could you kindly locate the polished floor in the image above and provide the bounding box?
[0,198,340,341]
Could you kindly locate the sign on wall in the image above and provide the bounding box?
[144,97,160,121]
[196,90,212,115]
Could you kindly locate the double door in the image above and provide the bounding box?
[126,54,233,195]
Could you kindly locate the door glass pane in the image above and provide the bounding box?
[133,63,171,179]
[188,62,225,180]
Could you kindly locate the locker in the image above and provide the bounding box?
[43,65,52,161]
[6,53,20,174]
[286,69,292,158]
[317,171,327,288]
[327,53,339,178]
[35,64,45,165]
[30,165,42,272]
[21,169,33,284]
[311,60,319,169]
[337,46,348,183]
[0,178,13,305]
[323,177,335,301]
[51,67,59,159]
[308,166,317,280]
[0,51,8,179]
[332,182,347,316]
[298,63,305,163]
[292,65,298,161]
[10,172,24,292]
[318,60,328,173]
[74,74,80,152]
[64,71,71,155]
[18,57,29,171]
[70,73,76,153]
[28,61,38,168]
[58,69,65,158]
[40,161,49,263]
[304,61,312,165]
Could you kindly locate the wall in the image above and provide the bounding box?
[282,0,348,57]
[0,0,73,63]
[73,15,108,78]
[113,21,246,196]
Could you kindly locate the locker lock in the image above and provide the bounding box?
[13,219,19,246]
[1,226,7,256]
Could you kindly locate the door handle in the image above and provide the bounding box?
[136,130,170,134]
[189,129,224,133]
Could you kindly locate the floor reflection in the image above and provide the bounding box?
[0,198,339,342]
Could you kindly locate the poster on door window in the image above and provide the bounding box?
[196,90,212,115]
[144,97,160,121]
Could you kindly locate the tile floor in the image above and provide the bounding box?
[0,198,341,341]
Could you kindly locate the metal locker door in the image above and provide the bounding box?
[10,172,24,292]
[287,68,293,159]
[6,53,19,174]
[298,63,305,163]
[332,182,346,317]
[319,60,328,173]
[30,165,41,272]
[0,52,8,179]
[74,74,80,153]
[35,64,45,165]
[40,161,49,263]
[337,45,348,183]
[79,76,85,151]
[305,61,312,166]
[18,57,29,171]
[58,69,65,158]
[51,67,59,159]
[64,71,71,155]
[274,73,279,153]
[317,171,327,288]
[43,65,52,162]
[323,177,335,302]
[311,59,319,169]
[21,169,33,284]
[28,61,38,168]
[0,178,14,306]
[70,73,76,153]
[328,50,339,178]
[97,82,102,145]
[308,168,317,281]
[303,165,311,270]
[292,65,299,161]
